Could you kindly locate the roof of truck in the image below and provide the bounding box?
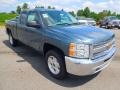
[35,8,58,11]
[21,8,61,13]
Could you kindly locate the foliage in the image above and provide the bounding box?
[35,6,55,9]
[48,6,52,9]
[16,3,29,14]
[10,11,16,14]
[48,6,55,9]
[76,7,120,21]
[83,7,90,17]
[77,9,84,16]
[0,13,17,25]
[16,6,21,14]
[22,3,29,10]
[1,2,120,26]
[0,22,5,26]
[69,11,76,17]
[35,6,45,8]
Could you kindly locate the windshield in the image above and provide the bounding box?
[41,10,78,26]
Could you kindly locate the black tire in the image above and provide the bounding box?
[105,25,108,29]
[110,26,113,29]
[100,25,103,28]
[8,33,18,47]
[45,49,67,79]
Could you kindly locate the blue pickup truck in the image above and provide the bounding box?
[6,8,116,79]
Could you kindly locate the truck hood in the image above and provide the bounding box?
[48,25,115,44]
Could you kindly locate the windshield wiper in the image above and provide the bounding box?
[71,22,80,25]
[56,22,72,26]
[49,22,80,27]
[57,22,80,25]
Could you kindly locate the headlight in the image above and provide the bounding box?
[69,43,90,58]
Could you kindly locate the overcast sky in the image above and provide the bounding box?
[0,0,120,13]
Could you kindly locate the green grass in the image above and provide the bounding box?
[0,22,5,26]
[0,13,17,26]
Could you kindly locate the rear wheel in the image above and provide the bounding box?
[8,33,18,47]
[45,50,67,79]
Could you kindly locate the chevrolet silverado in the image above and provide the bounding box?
[6,8,116,79]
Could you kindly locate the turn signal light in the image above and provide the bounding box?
[69,43,75,57]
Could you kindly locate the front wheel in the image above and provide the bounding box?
[8,33,18,47]
[45,50,67,79]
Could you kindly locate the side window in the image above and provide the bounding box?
[27,12,39,24]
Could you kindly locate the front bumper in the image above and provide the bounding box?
[65,47,116,76]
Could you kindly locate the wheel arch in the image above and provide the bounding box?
[6,28,11,35]
[43,43,65,57]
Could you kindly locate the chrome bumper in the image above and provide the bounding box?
[65,47,116,76]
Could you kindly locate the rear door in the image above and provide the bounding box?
[17,11,28,44]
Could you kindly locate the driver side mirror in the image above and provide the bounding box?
[27,21,41,28]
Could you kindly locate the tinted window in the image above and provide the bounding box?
[27,12,39,24]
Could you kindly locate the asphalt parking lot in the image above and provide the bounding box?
[0,27,120,90]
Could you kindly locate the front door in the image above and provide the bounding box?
[23,11,45,51]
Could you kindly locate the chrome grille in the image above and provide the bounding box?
[92,39,115,60]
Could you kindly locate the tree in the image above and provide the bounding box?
[117,14,120,19]
[48,6,55,9]
[61,9,64,11]
[107,10,111,16]
[112,12,116,16]
[83,7,90,17]
[98,10,109,20]
[35,6,44,8]
[10,11,16,14]
[52,7,55,9]
[77,9,84,16]
[16,6,21,14]
[22,3,29,10]
[69,11,76,17]
[76,7,120,22]
[48,6,51,9]
[90,12,99,21]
